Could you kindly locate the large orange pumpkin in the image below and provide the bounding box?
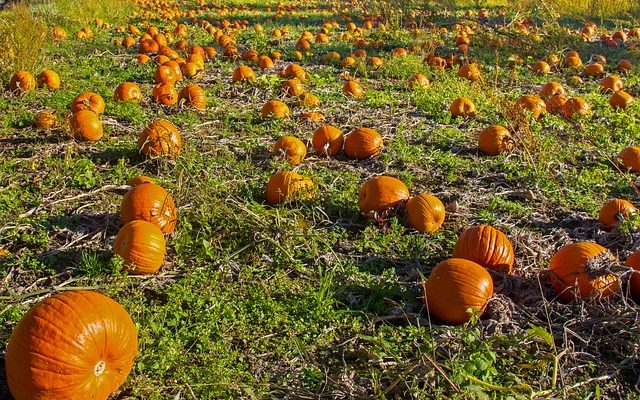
[139,119,182,159]
[344,127,383,159]
[598,198,637,230]
[423,258,494,325]
[405,193,445,233]
[549,242,620,301]
[358,176,410,214]
[610,91,633,109]
[113,220,166,274]
[261,99,290,119]
[312,125,344,156]
[452,225,515,273]
[5,291,137,400]
[539,81,565,99]
[232,65,256,83]
[70,110,103,141]
[342,80,364,98]
[120,180,177,234]
[70,92,106,115]
[152,83,179,106]
[266,171,314,204]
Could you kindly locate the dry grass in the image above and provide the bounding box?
[33,0,132,28]
[0,2,48,80]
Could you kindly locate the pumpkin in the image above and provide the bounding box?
[406,193,445,233]
[619,146,640,172]
[114,82,143,103]
[34,111,58,130]
[452,224,515,273]
[242,49,259,62]
[266,171,314,204]
[478,125,512,155]
[514,95,546,119]
[295,92,321,108]
[137,54,151,64]
[423,258,493,325]
[549,242,620,301]
[181,62,199,79]
[584,63,605,77]
[152,83,179,105]
[568,75,583,86]
[139,39,160,55]
[600,75,624,93]
[449,97,476,118]
[358,175,410,214]
[562,97,591,118]
[532,60,551,74]
[52,26,67,40]
[617,59,633,73]
[427,56,446,70]
[232,65,256,83]
[273,135,307,165]
[257,55,274,69]
[70,92,106,115]
[139,119,181,159]
[178,83,207,109]
[457,63,481,82]
[261,99,290,119]
[5,291,137,400]
[282,79,304,97]
[625,251,640,302]
[564,55,583,68]
[154,64,177,84]
[128,175,155,186]
[610,91,633,109]
[70,110,103,141]
[121,180,177,233]
[9,70,36,94]
[36,70,61,90]
[539,81,565,99]
[545,94,568,114]
[113,220,166,274]
[367,56,384,69]
[312,125,343,156]
[598,198,637,230]
[343,80,364,98]
[122,36,136,48]
[278,63,306,82]
[407,73,429,90]
[162,60,183,81]
[344,127,383,159]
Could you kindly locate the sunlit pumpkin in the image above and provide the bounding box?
[9,71,35,94]
[358,176,409,214]
[71,92,106,115]
[121,180,177,233]
[312,125,343,156]
[139,119,181,159]
[69,110,103,141]
[610,91,634,109]
[344,127,383,159]
[273,135,307,165]
[618,146,640,172]
[178,83,207,109]
[36,70,61,90]
[113,220,166,274]
[478,125,512,155]
[114,82,143,103]
[266,171,314,204]
[261,99,290,119]
[452,224,515,273]
[405,193,445,233]
[598,198,637,230]
[449,97,476,118]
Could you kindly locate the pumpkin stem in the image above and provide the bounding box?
[94,360,106,376]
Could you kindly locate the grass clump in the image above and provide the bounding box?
[0,2,48,80]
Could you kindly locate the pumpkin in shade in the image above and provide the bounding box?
[584,63,605,77]
[449,97,476,118]
[5,291,137,400]
[549,242,620,301]
[70,110,103,141]
[139,119,181,159]
[34,111,57,130]
[423,258,494,325]
[178,84,207,109]
[36,70,61,90]
[358,176,410,214]
[152,83,178,105]
[261,99,290,119]
[625,251,640,302]
[610,91,633,109]
[617,59,633,73]
[113,220,166,274]
[598,198,637,230]
[532,60,551,74]
[71,92,106,115]
[121,180,177,233]
[114,82,143,103]
[478,125,512,155]
[343,80,364,98]
[9,71,36,93]
[273,135,307,165]
[344,127,383,159]
[312,125,343,156]
[452,225,515,273]
[406,193,445,233]
[619,146,640,172]
[266,171,314,204]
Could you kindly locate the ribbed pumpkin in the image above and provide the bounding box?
[232,65,256,83]
[114,82,143,103]
[358,176,410,214]
[598,198,637,230]
[452,225,515,273]
[120,181,177,234]
[344,127,383,159]
[618,146,640,172]
[406,193,445,233]
[36,70,61,90]
[257,55,274,69]
[70,110,103,141]
[549,242,620,301]
[139,119,181,159]
[154,64,177,84]
[279,63,306,82]
[261,99,290,119]
[152,83,178,105]
[5,291,138,400]
[449,97,476,118]
[545,94,568,114]
[70,92,106,115]
[273,136,307,165]
[266,171,314,204]
[625,251,640,302]
[282,79,304,97]
[178,84,207,110]
[34,111,58,130]
[600,75,623,93]
[478,125,512,155]
[343,80,364,98]
[312,125,344,156]
[9,70,36,93]
[584,63,605,77]
[423,258,494,325]
[113,220,166,274]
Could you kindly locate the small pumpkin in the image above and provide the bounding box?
[532,60,551,75]
[34,111,58,130]
[70,110,103,141]
[584,63,605,77]
[300,111,325,122]
[121,180,177,233]
[452,225,515,273]
[344,127,383,159]
[154,64,177,84]
[617,59,633,73]
[549,242,620,301]
[278,63,306,82]
[266,171,314,204]
[257,55,274,69]
[545,94,568,114]
[449,97,476,118]
[261,99,290,119]
[151,83,178,105]
[610,91,633,109]
[619,146,640,172]
[407,73,429,90]
[9,71,36,93]
[273,136,307,165]
[282,79,304,97]
[178,83,207,110]
[113,220,166,274]
[5,291,138,400]
[598,198,637,230]
[343,80,364,98]
[564,55,583,69]
[478,125,512,155]
[71,92,106,115]
[423,258,493,325]
[36,70,61,90]
[114,82,143,103]
[139,119,182,159]
[358,175,410,214]
[406,193,445,233]
[312,125,344,156]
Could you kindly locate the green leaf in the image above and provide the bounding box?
[526,324,554,347]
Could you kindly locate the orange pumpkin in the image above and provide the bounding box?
[232,65,256,83]
[312,125,343,156]
[342,80,364,98]
[449,97,476,118]
[273,136,307,165]
[562,97,591,118]
[70,110,103,141]
[113,220,166,274]
[423,258,494,325]
[453,225,515,273]
[545,94,568,114]
[154,64,177,84]
[121,180,177,233]
[114,82,143,103]
[532,60,551,75]
[36,70,61,90]
[407,73,429,90]
[625,251,640,302]
[34,111,58,130]
[514,95,546,119]
[564,55,583,69]
[478,125,512,155]
[406,193,445,233]
[584,63,605,77]
[152,83,179,105]
[539,81,565,99]
[5,291,137,400]
[610,91,633,109]
[598,198,637,230]
[266,171,314,204]
[70,92,106,115]
[549,242,620,301]
[600,75,624,93]
[261,99,290,119]
[619,146,640,172]
[344,127,383,159]
[457,63,481,82]
[178,83,207,109]
[9,71,36,93]
[278,63,306,82]
[139,119,181,159]
[617,59,633,73]
[358,176,410,214]
[282,79,304,97]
